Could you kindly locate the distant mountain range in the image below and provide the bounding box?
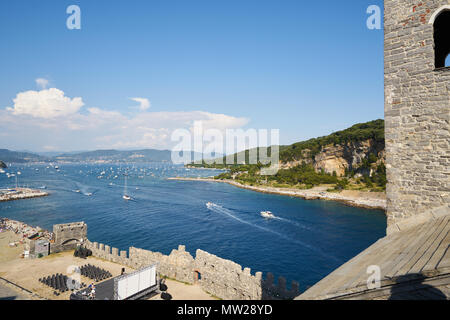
[54,149,173,163]
[0,149,48,163]
[0,148,222,164]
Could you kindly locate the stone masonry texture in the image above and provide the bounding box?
[84,240,300,300]
[384,0,450,234]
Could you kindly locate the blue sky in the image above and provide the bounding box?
[0,0,384,152]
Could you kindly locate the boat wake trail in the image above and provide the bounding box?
[206,202,339,262]
[272,216,312,231]
[207,202,253,226]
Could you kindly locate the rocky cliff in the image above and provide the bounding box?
[0,161,6,169]
[280,138,384,177]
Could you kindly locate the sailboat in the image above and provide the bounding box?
[123,174,131,200]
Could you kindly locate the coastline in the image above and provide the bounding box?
[168,177,386,211]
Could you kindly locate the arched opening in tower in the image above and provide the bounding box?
[434,10,450,68]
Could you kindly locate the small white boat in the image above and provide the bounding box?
[260,211,275,219]
[74,189,81,193]
[123,195,131,201]
[85,192,93,197]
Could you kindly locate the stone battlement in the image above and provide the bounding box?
[53,221,87,231]
[84,240,299,300]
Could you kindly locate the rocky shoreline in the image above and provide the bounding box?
[168,177,387,211]
[0,188,49,202]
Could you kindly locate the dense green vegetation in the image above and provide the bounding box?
[216,162,341,189]
[191,120,386,192]
[279,119,384,162]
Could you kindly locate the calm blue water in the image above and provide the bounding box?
[0,163,386,292]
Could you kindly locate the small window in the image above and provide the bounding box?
[434,10,450,68]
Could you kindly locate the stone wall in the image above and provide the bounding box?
[83,240,299,300]
[51,221,87,253]
[193,249,262,300]
[384,0,450,234]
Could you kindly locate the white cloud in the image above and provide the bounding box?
[130,97,150,111]
[35,78,49,89]
[6,88,84,119]
[1,87,249,152]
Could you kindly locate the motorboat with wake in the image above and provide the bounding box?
[206,202,215,209]
[123,174,132,200]
[260,211,275,219]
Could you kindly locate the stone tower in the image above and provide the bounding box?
[384,1,449,234]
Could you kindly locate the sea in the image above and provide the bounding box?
[0,163,386,292]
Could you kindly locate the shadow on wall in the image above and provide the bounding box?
[388,273,447,300]
[261,272,299,300]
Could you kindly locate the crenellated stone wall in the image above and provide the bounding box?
[384,0,450,234]
[83,240,299,300]
[193,249,262,300]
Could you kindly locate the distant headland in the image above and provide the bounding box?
[184,120,386,204]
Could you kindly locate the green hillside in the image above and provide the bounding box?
[279,119,384,162]
[191,120,386,192]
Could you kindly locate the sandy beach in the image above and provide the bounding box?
[168,177,386,211]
